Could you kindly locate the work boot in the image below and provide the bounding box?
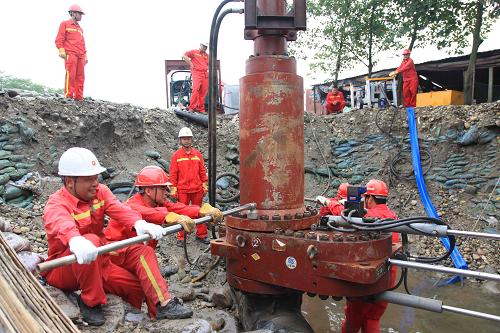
[156,297,193,320]
[77,296,105,326]
[161,265,179,278]
[196,236,210,245]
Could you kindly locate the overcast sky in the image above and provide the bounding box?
[0,1,498,108]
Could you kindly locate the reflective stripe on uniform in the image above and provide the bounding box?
[71,200,105,220]
[177,156,200,162]
[140,255,165,303]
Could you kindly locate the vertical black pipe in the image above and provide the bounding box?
[208,0,243,238]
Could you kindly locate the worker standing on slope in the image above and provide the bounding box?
[389,49,419,108]
[325,86,346,114]
[105,165,223,250]
[182,42,209,113]
[42,148,193,326]
[169,128,210,245]
[342,179,399,333]
[55,4,87,101]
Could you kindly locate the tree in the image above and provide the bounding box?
[0,72,62,95]
[461,0,499,104]
[293,0,399,81]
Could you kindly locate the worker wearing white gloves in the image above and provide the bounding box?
[42,147,193,326]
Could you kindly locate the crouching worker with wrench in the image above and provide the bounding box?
[41,148,193,326]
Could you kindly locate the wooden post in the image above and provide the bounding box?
[488,67,493,103]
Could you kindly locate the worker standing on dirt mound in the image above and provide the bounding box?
[316,183,349,216]
[105,165,223,250]
[325,86,346,114]
[389,49,419,108]
[55,4,87,101]
[42,148,193,326]
[182,42,209,113]
[342,179,399,333]
[169,127,210,246]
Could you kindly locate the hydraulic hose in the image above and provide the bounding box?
[208,0,244,239]
[406,107,468,280]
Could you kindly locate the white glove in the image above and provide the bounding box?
[315,196,328,205]
[134,220,164,240]
[69,236,98,264]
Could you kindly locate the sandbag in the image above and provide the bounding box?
[0,159,14,169]
[8,154,26,162]
[3,185,25,200]
[9,169,28,181]
[3,232,31,252]
[0,166,16,175]
[0,150,12,160]
[0,173,10,185]
[17,251,44,273]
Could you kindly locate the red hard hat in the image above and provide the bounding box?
[69,4,85,14]
[337,183,349,199]
[402,49,411,55]
[365,179,389,197]
[135,166,171,187]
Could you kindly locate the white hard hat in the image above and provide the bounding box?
[58,147,107,176]
[201,41,209,47]
[178,127,193,138]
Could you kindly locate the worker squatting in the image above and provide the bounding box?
[42,127,220,326]
[317,180,399,333]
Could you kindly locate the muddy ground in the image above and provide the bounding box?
[0,89,498,332]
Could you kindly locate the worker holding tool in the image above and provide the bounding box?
[316,183,349,216]
[342,179,399,333]
[169,127,210,246]
[105,165,223,250]
[325,86,346,114]
[389,49,419,107]
[55,4,87,101]
[182,42,209,113]
[42,148,193,326]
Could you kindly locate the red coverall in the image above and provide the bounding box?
[105,192,200,249]
[42,185,170,318]
[169,146,208,240]
[325,91,346,114]
[342,204,399,333]
[184,49,208,113]
[55,19,86,101]
[319,199,344,216]
[396,58,418,108]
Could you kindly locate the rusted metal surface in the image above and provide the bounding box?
[213,0,403,302]
[211,227,401,296]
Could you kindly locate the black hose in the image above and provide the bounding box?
[208,0,243,239]
[215,172,240,203]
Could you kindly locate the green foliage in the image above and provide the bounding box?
[0,71,62,94]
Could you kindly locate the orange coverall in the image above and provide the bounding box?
[42,184,170,318]
[319,199,344,216]
[169,146,208,240]
[184,49,208,112]
[325,90,346,114]
[397,58,418,108]
[105,192,200,248]
[55,19,86,101]
[342,204,399,333]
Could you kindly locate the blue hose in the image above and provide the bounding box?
[406,107,468,283]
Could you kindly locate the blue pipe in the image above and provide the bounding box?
[406,107,468,283]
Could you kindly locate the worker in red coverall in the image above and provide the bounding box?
[169,127,210,246]
[42,148,192,326]
[105,165,223,250]
[325,86,346,114]
[182,42,209,113]
[389,49,419,108]
[55,4,87,101]
[342,179,400,333]
[316,183,349,216]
